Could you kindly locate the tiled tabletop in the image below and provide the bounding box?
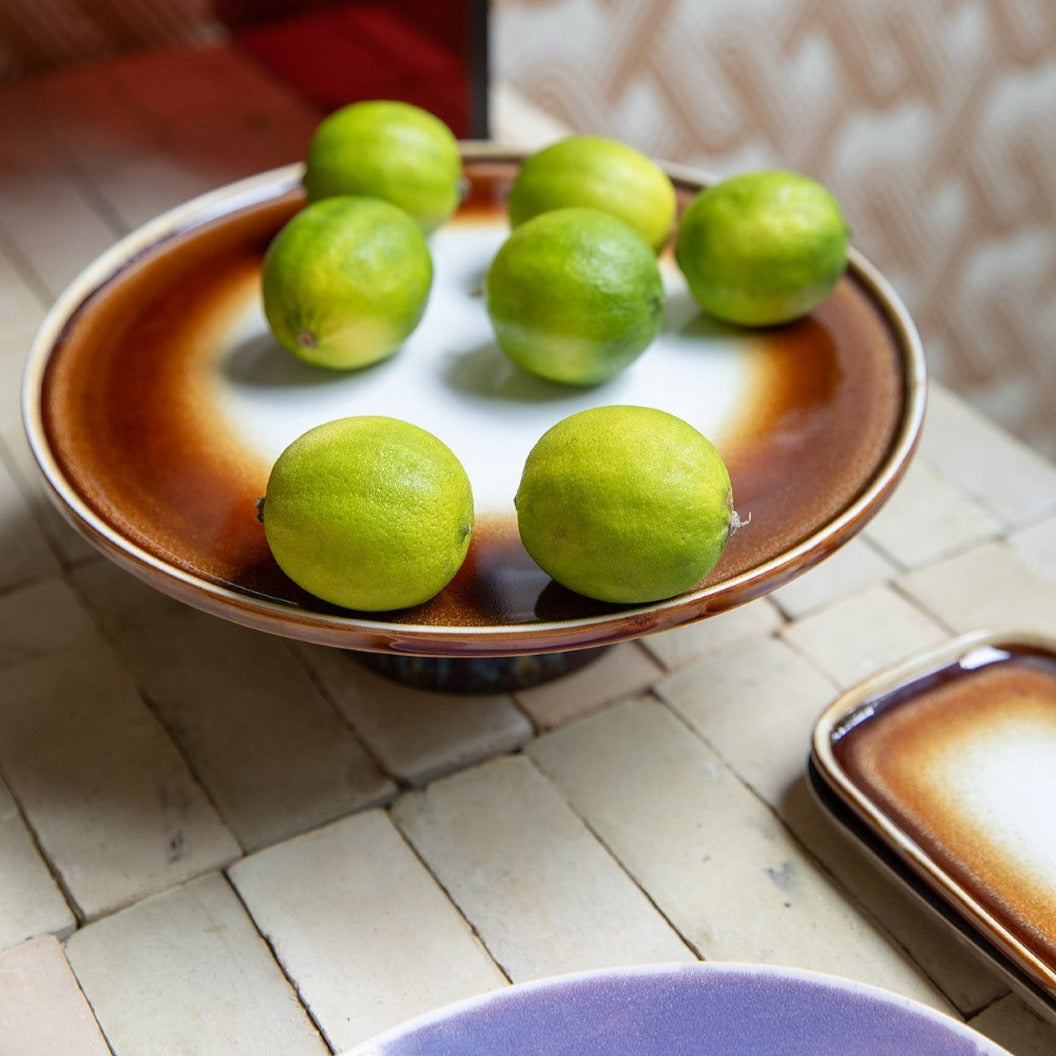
[3,43,1056,1056]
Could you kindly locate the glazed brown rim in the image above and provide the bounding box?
[811,628,1056,1003]
[22,144,927,655]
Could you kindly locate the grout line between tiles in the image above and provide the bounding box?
[385,801,516,985]
[519,713,705,961]
[0,768,84,931]
[220,869,338,1055]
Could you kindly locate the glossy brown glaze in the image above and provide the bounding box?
[30,152,923,653]
[830,642,1056,987]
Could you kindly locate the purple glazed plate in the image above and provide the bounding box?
[346,963,1006,1056]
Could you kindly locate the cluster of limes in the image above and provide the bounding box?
[257,100,850,612]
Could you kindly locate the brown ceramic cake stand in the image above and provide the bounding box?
[21,146,926,691]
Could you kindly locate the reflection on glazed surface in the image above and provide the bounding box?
[832,641,1056,984]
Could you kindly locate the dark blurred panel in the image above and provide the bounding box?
[214,0,489,137]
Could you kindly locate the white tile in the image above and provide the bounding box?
[528,697,951,1010]
[0,577,100,667]
[0,450,61,592]
[919,384,1056,526]
[900,540,1056,638]
[66,873,328,1056]
[229,810,506,1052]
[641,596,783,669]
[0,242,46,341]
[88,151,224,233]
[655,635,837,806]
[0,582,239,918]
[783,781,1009,1015]
[87,125,296,233]
[392,755,694,981]
[74,562,395,850]
[0,332,96,567]
[513,643,662,729]
[0,160,120,299]
[659,638,1007,1013]
[967,992,1056,1056]
[299,644,532,787]
[0,935,110,1056]
[1008,512,1056,589]
[780,584,949,689]
[864,458,1003,569]
[770,537,895,619]
[0,777,75,951]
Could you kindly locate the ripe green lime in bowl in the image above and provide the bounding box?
[515,405,738,604]
[303,99,462,233]
[261,195,433,370]
[259,416,474,612]
[485,207,665,386]
[507,135,677,253]
[675,170,850,327]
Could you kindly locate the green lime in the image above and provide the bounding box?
[507,135,677,253]
[261,196,433,370]
[515,405,736,604]
[303,99,462,232]
[259,416,473,611]
[675,170,850,327]
[485,207,665,386]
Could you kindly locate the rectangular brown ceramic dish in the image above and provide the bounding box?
[811,630,1056,1020]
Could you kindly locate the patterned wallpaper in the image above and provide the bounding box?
[493,0,1056,459]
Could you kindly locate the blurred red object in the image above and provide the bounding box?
[214,0,488,137]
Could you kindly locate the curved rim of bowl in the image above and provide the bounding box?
[21,145,927,655]
[343,961,1007,1055]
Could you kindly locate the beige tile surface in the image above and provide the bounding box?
[0,244,46,341]
[0,580,239,919]
[0,778,75,951]
[970,994,1056,1056]
[66,872,328,1056]
[229,810,507,1052]
[770,538,895,619]
[514,642,662,729]
[864,458,1003,569]
[0,935,110,1056]
[528,697,952,1010]
[780,584,950,689]
[1009,513,1056,589]
[920,385,1056,526]
[659,636,1008,1013]
[655,635,837,806]
[300,644,533,786]
[74,561,395,850]
[0,160,121,299]
[0,639,240,919]
[393,754,694,981]
[640,596,783,669]
[0,577,99,667]
[901,540,1056,638]
[0,451,60,593]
